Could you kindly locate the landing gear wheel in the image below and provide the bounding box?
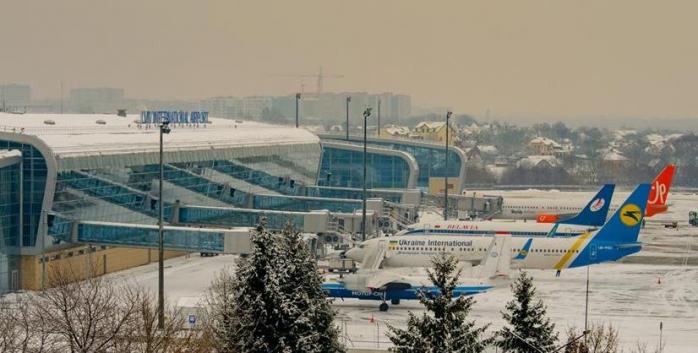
[379,303,389,312]
[391,298,401,305]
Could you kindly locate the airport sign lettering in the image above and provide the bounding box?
[140,110,209,124]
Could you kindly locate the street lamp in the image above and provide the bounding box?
[361,107,372,241]
[444,111,452,221]
[377,99,381,137]
[158,118,171,330]
[346,96,351,140]
[295,93,301,128]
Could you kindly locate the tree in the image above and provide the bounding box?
[496,271,558,353]
[223,223,290,353]
[204,223,345,353]
[34,261,140,353]
[280,223,345,353]
[564,323,620,353]
[117,288,211,353]
[387,253,490,353]
[0,294,60,353]
[202,269,238,353]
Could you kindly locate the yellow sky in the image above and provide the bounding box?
[2,0,697,119]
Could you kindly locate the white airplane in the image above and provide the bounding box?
[324,234,511,311]
[493,165,674,222]
[346,184,650,274]
[402,184,615,239]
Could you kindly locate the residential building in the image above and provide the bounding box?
[0,84,31,110]
[413,121,458,143]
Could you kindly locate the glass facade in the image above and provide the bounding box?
[0,141,47,247]
[317,146,413,189]
[49,146,382,232]
[179,206,306,230]
[322,137,462,188]
[0,159,21,293]
[304,186,405,203]
[47,214,225,252]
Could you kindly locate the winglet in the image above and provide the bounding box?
[558,184,615,227]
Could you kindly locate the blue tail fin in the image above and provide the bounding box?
[559,184,615,226]
[514,238,533,260]
[593,184,650,244]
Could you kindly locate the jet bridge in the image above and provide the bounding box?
[423,193,503,220]
[48,214,253,254]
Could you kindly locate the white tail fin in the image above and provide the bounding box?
[477,233,512,279]
[361,240,387,270]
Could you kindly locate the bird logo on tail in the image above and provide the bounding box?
[620,204,642,227]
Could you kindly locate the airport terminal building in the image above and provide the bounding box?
[0,112,470,294]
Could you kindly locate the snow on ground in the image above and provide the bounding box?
[107,190,698,352]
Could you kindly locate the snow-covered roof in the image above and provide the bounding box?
[614,130,637,140]
[383,124,411,136]
[0,113,320,171]
[478,145,499,154]
[529,137,561,148]
[415,121,446,130]
[517,155,560,169]
[602,150,628,161]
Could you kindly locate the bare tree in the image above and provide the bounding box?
[200,268,237,353]
[0,294,62,353]
[564,323,619,353]
[32,260,139,353]
[1,255,215,353]
[116,288,213,353]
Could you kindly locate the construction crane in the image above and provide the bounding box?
[271,66,344,94]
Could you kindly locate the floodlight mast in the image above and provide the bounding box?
[158,119,171,330]
[361,107,372,241]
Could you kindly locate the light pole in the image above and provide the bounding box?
[584,265,590,333]
[444,111,452,221]
[346,96,351,140]
[295,93,301,128]
[158,118,171,330]
[377,99,381,137]
[362,107,372,241]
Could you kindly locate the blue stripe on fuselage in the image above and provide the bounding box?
[321,282,492,301]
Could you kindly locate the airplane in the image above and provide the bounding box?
[323,234,512,311]
[494,165,675,222]
[400,184,615,239]
[345,184,650,274]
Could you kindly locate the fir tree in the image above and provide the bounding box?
[497,271,559,353]
[279,223,346,353]
[226,223,291,353]
[387,253,490,353]
[205,222,346,353]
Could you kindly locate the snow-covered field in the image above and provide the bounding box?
[112,190,698,352]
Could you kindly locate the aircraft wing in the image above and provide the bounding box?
[365,272,415,291]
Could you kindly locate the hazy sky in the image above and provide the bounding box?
[2,0,698,119]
